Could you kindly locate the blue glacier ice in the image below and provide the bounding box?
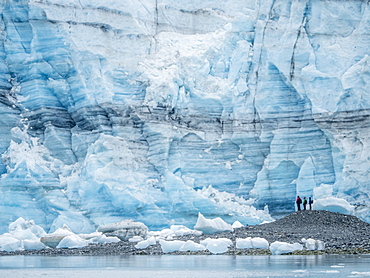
[0,0,369,233]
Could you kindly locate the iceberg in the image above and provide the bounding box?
[178,240,207,252]
[56,235,91,249]
[40,225,77,248]
[199,237,233,254]
[135,236,157,249]
[0,0,369,234]
[302,238,325,251]
[200,238,233,254]
[159,239,186,253]
[194,213,233,234]
[270,241,303,255]
[236,237,269,249]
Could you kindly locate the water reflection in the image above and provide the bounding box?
[0,254,368,269]
[0,254,369,278]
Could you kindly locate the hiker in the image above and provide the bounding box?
[296,196,302,211]
[309,197,313,210]
[303,197,308,210]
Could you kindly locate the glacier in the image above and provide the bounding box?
[0,0,369,234]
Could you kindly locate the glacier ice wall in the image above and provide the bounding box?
[0,0,369,233]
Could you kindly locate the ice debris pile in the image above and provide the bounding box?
[0,214,324,255]
[0,217,120,251]
[0,0,370,233]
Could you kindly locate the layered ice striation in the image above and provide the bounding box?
[0,0,369,233]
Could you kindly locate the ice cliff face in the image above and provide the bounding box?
[0,0,369,233]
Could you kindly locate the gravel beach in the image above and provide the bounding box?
[1,210,370,256]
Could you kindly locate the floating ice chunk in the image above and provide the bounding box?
[159,239,186,253]
[236,237,269,249]
[232,221,244,229]
[313,197,355,215]
[179,240,206,252]
[194,213,233,234]
[270,241,303,255]
[135,236,157,249]
[56,234,91,249]
[351,272,370,276]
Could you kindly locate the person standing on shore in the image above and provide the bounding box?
[309,197,313,210]
[296,196,302,211]
[303,197,308,210]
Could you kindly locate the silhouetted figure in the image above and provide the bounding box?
[309,197,313,210]
[296,196,302,211]
[303,197,307,210]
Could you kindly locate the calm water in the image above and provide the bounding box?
[0,254,369,277]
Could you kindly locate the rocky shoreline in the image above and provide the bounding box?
[1,210,370,256]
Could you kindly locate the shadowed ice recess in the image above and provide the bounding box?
[0,0,369,234]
